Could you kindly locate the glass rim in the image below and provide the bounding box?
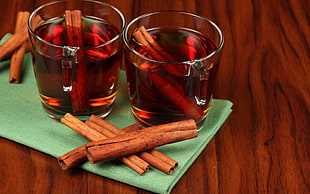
[28,0,126,50]
[123,10,224,64]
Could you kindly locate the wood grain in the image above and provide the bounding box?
[0,0,309,193]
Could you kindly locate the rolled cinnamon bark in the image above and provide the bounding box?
[135,26,177,62]
[0,12,43,62]
[89,115,122,135]
[89,114,181,174]
[9,11,30,83]
[85,118,182,174]
[65,10,89,113]
[59,113,149,175]
[138,152,175,174]
[0,27,27,61]
[90,114,197,135]
[58,145,87,170]
[148,149,178,169]
[85,129,198,164]
[85,120,118,137]
[58,143,146,175]
[122,123,142,133]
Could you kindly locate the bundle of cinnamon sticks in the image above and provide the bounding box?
[0,11,42,83]
[58,113,198,175]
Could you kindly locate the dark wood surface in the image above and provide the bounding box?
[1,0,309,193]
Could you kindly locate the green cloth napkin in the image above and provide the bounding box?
[0,34,233,194]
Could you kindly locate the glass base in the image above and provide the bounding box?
[42,103,114,122]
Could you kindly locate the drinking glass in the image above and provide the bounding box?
[28,0,125,120]
[123,11,223,127]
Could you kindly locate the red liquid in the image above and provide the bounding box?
[32,17,122,119]
[125,28,219,126]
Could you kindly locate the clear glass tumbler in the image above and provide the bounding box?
[28,0,125,120]
[123,11,224,127]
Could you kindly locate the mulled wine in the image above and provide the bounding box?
[125,27,219,126]
[31,16,122,119]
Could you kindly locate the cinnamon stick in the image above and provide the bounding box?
[137,152,175,174]
[9,11,30,83]
[65,10,84,47]
[95,118,179,174]
[85,120,116,138]
[58,145,87,169]
[89,114,197,140]
[61,114,106,141]
[132,28,166,62]
[147,149,178,169]
[0,12,44,61]
[0,19,29,61]
[129,118,197,134]
[85,129,198,164]
[60,113,149,175]
[87,116,197,147]
[85,115,197,164]
[87,116,178,174]
[122,123,142,133]
[135,26,177,62]
[58,143,146,175]
[151,73,203,119]
[65,10,88,113]
[63,114,150,173]
[89,115,195,174]
[88,115,121,135]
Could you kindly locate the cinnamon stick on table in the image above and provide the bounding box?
[84,115,197,165]
[88,115,180,174]
[85,126,198,164]
[9,11,30,83]
[59,113,149,175]
[89,115,179,171]
[58,145,88,169]
[0,14,29,61]
[57,124,145,171]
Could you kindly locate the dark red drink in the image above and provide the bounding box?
[31,16,122,119]
[125,27,219,126]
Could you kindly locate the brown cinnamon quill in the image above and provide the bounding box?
[9,11,30,83]
[59,113,149,175]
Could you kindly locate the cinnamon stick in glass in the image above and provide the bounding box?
[65,10,89,113]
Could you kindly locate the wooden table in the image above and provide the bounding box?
[1,0,309,193]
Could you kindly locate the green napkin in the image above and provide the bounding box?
[0,34,233,194]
